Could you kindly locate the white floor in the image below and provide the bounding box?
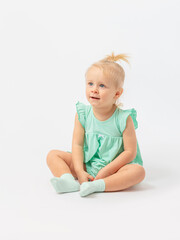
[1,145,180,240]
[1,1,180,239]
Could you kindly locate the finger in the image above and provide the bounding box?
[79,177,87,184]
[88,175,94,181]
[80,179,84,184]
[81,179,87,184]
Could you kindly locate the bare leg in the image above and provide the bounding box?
[46,150,83,193]
[46,150,78,179]
[79,164,145,197]
[103,164,146,192]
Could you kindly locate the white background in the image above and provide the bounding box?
[0,0,180,239]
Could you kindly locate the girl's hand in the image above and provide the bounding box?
[94,167,111,180]
[77,170,94,184]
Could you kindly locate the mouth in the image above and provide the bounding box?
[90,96,100,100]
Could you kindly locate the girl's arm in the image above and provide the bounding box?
[72,113,85,175]
[103,115,137,175]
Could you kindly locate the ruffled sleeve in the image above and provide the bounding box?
[119,108,138,134]
[76,101,86,128]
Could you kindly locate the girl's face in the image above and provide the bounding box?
[85,67,123,109]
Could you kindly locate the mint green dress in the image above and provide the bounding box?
[74,101,143,178]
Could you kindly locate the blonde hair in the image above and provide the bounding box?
[85,52,130,108]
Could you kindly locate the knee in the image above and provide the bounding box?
[139,166,146,182]
[46,150,57,166]
[133,165,146,183]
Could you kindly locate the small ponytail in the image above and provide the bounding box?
[101,52,130,65]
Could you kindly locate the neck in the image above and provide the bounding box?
[92,104,117,121]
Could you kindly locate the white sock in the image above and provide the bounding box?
[50,173,80,193]
[80,179,105,197]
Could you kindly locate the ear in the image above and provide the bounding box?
[115,88,123,99]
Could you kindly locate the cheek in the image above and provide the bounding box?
[102,91,114,100]
[101,90,109,97]
[85,88,89,96]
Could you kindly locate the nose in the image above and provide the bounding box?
[91,85,98,93]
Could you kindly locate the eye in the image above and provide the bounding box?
[100,84,105,88]
[88,82,93,86]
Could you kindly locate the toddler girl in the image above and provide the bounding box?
[46,52,145,197]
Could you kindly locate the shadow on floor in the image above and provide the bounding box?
[122,182,155,192]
